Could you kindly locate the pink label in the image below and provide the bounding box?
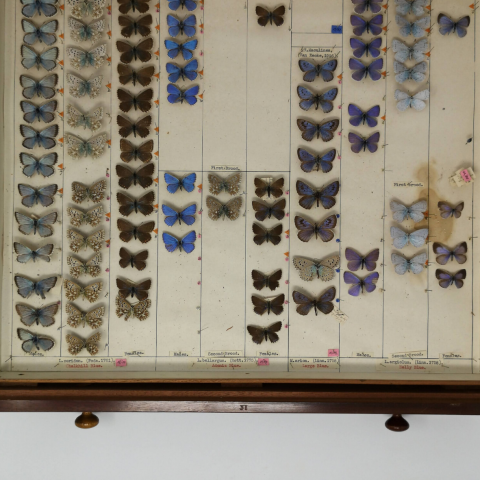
[115,359,127,367]
[461,169,472,182]
[328,349,339,357]
[258,358,270,366]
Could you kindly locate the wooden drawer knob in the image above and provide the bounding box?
[75,412,99,429]
[385,414,409,432]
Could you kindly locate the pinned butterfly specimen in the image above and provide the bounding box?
[296,180,339,210]
[64,133,108,159]
[252,198,286,222]
[390,226,428,249]
[66,304,104,329]
[297,119,339,142]
[348,132,380,153]
[254,177,284,198]
[165,172,197,193]
[438,13,470,38]
[348,104,380,127]
[394,61,428,84]
[438,201,464,219]
[68,0,106,19]
[117,278,151,301]
[67,253,102,278]
[21,0,58,18]
[433,242,467,265]
[117,191,155,217]
[292,286,336,316]
[297,87,338,113]
[252,223,283,246]
[251,294,285,315]
[66,332,101,356]
[349,58,384,81]
[120,139,154,163]
[67,73,103,99]
[68,18,105,43]
[67,105,103,132]
[20,74,58,99]
[118,64,155,87]
[14,243,53,263]
[119,247,149,270]
[17,328,54,353]
[118,0,150,14]
[436,269,467,289]
[299,59,338,83]
[297,148,336,174]
[350,14,383,36]
[117,115,151,138]
[67,229,105,253]
[350,37,382,58]
[293,255,340,282]
[16,304,58,327]
[168,0,197,11]
[167,84,199,105]
[15,275,57,299]
[20,152,57,177]
[116,163,155,189]
[351,0,382,14]
[64,279,103,303]
[294,214,337,242]
[247,321,282,344]
[395,89,429,111]
[256,6,286,26]
[344,271,379,296]
[119,14,153,37]
[166,59,198,82]
[116,295,151,321]
[118,219,155,243]
[21,45,58,71]
[252,269,282,291]
[390,200,427,223]
[67,205,104,227]
[20,124,58,149]
[165,39,198,61]
[162,231,197,253]
[167,14,196,37]
[67,44,107,70]
[20,100,57,124]
[391,252,427,275]
[396,15,430,38]
[18,184,57,208]
[395,0,428,16]
[22,19,58,45]
[206,196,243,221]
[15,211,57,237]
[117,38,153,63]
[162,204,196,226]
[71,179,107,204]
[118,88,153,113]
[208,172,242,196]
[392,38,428,62]
[345,248,379,271]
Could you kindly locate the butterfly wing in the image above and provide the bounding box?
[294,216,315,242]
[292,291,314,316]
[453,269,467,288]
[350,38,367,58]
[349,58,367,81]
[252,223,267,245]
[350,15,367,36]
[408,200,428,222]
[363,272,380,293]
[318,286,336,314]
[390,226,409,249]
[390,200,409,222]
[438,13,455,36]
[455,16,471,38]
[409,228,429,247]
[162,204,180,226]
[345,248,363,271]
[452,242,468,264]
[343,271,362,297]
[409,252,427,274]
[180,231,197,253]
[391,253,409,275]
[179,204,197,226]
[315,214,337,242]
[318,181,339,209]
[296,180,316,209]
[162,232,180,252]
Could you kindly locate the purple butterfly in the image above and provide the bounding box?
[350,37,382,58]
[296,180,339,209]
[344,271,379,296]
[345,248,379,271]
[348,104,380,127]
[349,58,384,81]
[438,201,464,219]
[297,87,338,112]
[435,269,466,289]
[297,148,336,173]
[350,14,383,36]
[351,0,383,14]
[294,214,337,242]
[348,132,380,153]
[432,242,467,265]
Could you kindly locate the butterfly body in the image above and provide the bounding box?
[252,224,283,246]
[294,215,337,242]
[256,6,286,26]
[252,269,282,291]
[293,255,340,282]
[292,286,336,316]
[251,294,285,316]
[14,242,53,263]
[296,180,339,210]
[118,219,155,243]
[16,304,58,327]
[344,271,379,296]
[17,328,54,353]
[165,172,196,193]
[247,321,282,344]
[15,211,57,237]
[299,59,337,82]
[162,231,197,253]
[297,148,336,173]
[345,248,379,271]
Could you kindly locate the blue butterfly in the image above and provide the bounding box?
[22,19,58,45]
[15,211,57,237]
[344,271,379,296]
[297,87,338,113]
[349,58,384,81]
[396,0,428,16]
[21,45,58,71]
[350,37,382,58]
[162,231,197,253]
[20,124,58,149]
[396,15,429,37]
[166,59,198,82]
[296,180,340,209]
[297,148,336,173]
[21,0,58,18]
[348,132,380,153]
[165,39,198,60]
[20,153,57,177]
[168,0,197,11]
[297,119,339,142]
[390,226,429,248]
[436,269,467,289]
[20,100,57,124]
[17,328,55,353]
[162,204,197,226]
[15,275,57,299]
[351,0,382,14]
[20,74,58,100]
[438,14,470,38]
[167,84,199,105]
[14,242,54,263]
[167,14,197,37]
[16,303,58,327]
[164,172,196,193]
[350,14,384,36]
[298,59,338,82]
[348,104,380,127]
[18,183,58,208]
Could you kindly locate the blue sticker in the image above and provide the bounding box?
[331,25,343,34]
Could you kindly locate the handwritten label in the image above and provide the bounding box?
[298,47,338,60]
[256,350,279,357]
[258,358,270,366]
[331,25,343,34]
[440,352,463,359]
[377,358,445,373]
[115,358,127,367]
[389,350,427,359]
[450,167,476,187]
[207,350,244,357]
[169,351,192,357]
[328,349,339,357]
[392,181,425,188]
[352,351,374,358]
[331,309,348,324]
[210,165,240,171]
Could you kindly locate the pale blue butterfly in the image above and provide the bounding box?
[21,0,58,18]
[20,74,58,100]
[392,38,428,62]
[17,328,55,353]
[390,226,429,248]
[18,183,58,208]
[395,89,429,111]
[20,100,57,123]
[15,211,57,237]
[21,45,58,71]
[395,15,430,37]
[15,275,57,299]
[20,152,57,177]
[20,124,58,149]
[391,252,427,274]
[16,304,58,327]
[390,200,427,222]
[14,242,54,263]
[394,61,428,83]
[22,19,58,45]
[395,0,428,17]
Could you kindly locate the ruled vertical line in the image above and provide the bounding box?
[199,1,204,357]
[426,14,432,359]
[244,0,249,358]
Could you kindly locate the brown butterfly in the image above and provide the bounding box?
[118,64,155,87]
[116,38,153,64]
[119,247,148,270]
[206,196,243,221]
[117,88,153,113]
[252,269,282,291]
[117,114,151,138]
[254,177,284,198]
[292,286,336,316]
[120,138,154,163]
[118,0,151,15]
[118,14,152,37]
[252,198,286,221]
[251,294,285,315]
[247,321,282,344]
[117,191,155,216]
[208,172,242,196]
[256,5,286,26]
[252,223,283,245]
[116,163,154,189]
[117,278,151,301]
[118,219,155,243]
